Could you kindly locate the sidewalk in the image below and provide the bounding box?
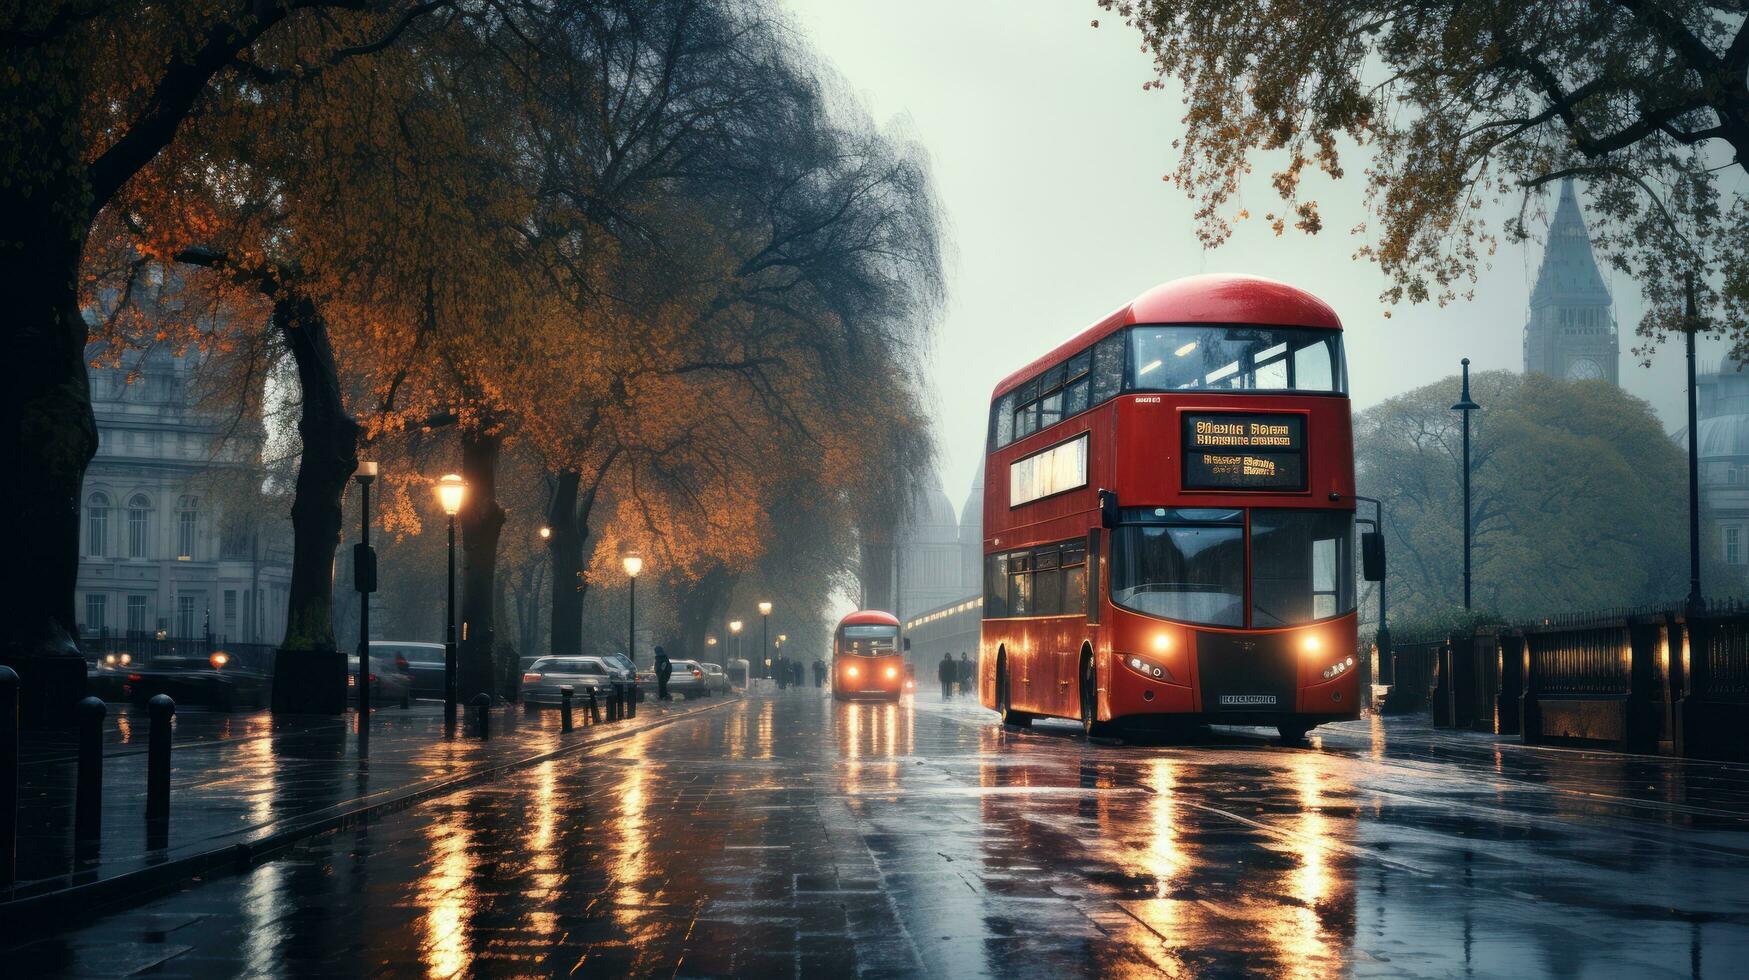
[1,693,733,926]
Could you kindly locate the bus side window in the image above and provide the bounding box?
[1010,552,1034,616]
[1061,539,1087,616]
[992,393,1015,449]
[985,553,1010,618]
[1035,545,1062,615]
[1092,333,1124,403]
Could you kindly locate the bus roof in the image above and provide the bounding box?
[837,610,900,628]
[992,274,1343,400]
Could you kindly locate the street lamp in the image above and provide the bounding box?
[538,525,551,540]
[1684,273,1704,611]
[437,473,465,726]
[1451,359,1481,611]
[623,553,643,668]
[729,619,743,675]
[758,600,772,679]
[354,461,378,726]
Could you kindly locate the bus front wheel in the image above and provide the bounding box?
[997,656,1031,728]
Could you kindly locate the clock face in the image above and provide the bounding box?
[1566,357,1604,381]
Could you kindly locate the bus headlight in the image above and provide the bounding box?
[885,666,898,679]
[1320,656,1355,680]
[1122,654,1171,682]
[1301,634,1323,655]
[846,665,859,678]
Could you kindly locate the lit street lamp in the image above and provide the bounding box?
[437,473,466,727]
[538,525,551,540]
[758,601,772,680]
[354,461,379,727]
[729,619,743,677]
[623,553,644,668]
[1451,359,1481,610]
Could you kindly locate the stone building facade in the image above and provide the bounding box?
[76,346,291,646]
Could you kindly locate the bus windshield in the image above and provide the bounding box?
[839,624,898,656]
[1110,517,1245,627]
[1130,325,1346,394]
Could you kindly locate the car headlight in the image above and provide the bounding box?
[210,652,229,669]
[120,653,131,666]
[1320,656,1356,681]
[1123,654,1171,682]
[104,654,116,665]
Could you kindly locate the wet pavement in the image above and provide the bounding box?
[10,689,1749,977]
[4,697,722,905]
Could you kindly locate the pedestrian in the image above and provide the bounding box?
[938,652,955,700]
[776,654,788,690]
[813,658,825,688]
[958,651,974,698]
[655,646,673,701]
[791,659,804,688]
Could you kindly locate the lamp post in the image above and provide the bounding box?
[437,474,466,727]
[776,633,787,676]
[354,462,378,725]
[1685,273,1704,612]
[758,601,772,679]
[623,553,644,668]
[729,619,743,678]
[706,635,718,665]
[1451,359,1481,611]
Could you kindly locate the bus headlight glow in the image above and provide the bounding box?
[885,666,898,679]
[1123,654,1171,682]
[1151,633,1171,654]
[846,665,859,678]
[1301,634,1323,655]
[1321,656,1355,680]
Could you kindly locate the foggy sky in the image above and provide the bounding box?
[783,0,1736,505]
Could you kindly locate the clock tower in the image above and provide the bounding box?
[1523,179,1618,385]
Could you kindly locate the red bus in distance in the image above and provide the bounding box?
[978,274,1367,741]
[832,610,906,701]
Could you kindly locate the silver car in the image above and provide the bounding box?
[520,656,621,707]
[698,662,731,695]
[662,659,709,700]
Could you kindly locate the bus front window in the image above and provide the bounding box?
[1250,509,1356,626]
[1129,325,1346,394]
[1111,520,1245,627]
[841,625,898,656]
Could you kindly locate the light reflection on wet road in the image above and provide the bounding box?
[13,691,1749,977]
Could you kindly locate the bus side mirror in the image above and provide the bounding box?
[903,637,911,652]
[1362,531,1386,582]
[1098,489,1119,529]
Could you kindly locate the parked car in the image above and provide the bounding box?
[602,652,636,678]
[635,669,657,700]
[85,650,136,701]
[699,662,730,695]
[665,659,709,700]
[347,652,413,709]
[520,656,620,708]
[372,641,446,700]
[126,650,271,711]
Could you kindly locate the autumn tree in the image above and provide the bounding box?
[1100,1,1749,352]
[1356,371,1688,624]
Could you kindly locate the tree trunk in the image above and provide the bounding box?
[546,469,582,658]
[675,566,733,663]
[278,294,360,652]
[459,428,505,701]
[0,183,99,725]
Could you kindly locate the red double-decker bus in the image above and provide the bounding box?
[979,274,1370,741]
[832,610,906,701]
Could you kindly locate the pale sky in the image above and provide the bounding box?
[783,0,1729,506]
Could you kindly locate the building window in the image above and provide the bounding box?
[128,494,151,558]
[1728,527,1743,567]
[177,496,198,559]
[85,593,107,635]
[127,595,149,635]
[86,492,110,557]
[177,595,197,638]
[220,520,251,559]
[223,590,238,635]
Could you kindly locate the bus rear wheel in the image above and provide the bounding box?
[997,656,1030,727]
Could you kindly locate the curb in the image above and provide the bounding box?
[0,696,736,932]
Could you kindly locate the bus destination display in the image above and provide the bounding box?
[1182,413,1306,490]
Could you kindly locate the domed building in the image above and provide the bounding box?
[1693,365,1749,571]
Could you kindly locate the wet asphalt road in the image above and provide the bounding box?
[12,689,1749,978]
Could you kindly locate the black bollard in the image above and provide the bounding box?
[627,682,638,718]
[75,696,106,844]
[472,693,491,739]
[0,666,16,886]
[587,687,600,725]
[559,685,574,733]
[146,694,175,824]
